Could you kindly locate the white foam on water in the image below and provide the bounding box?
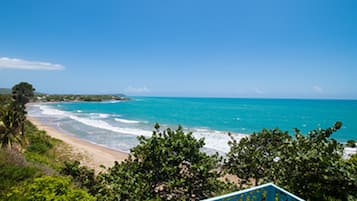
[36,105,151,137]
[38,105,68,117]
[31,104,247,154]
[100,100,122,104]
[343,147,357,159]
[191,127,248,153]
[90,113,123,119]
[68,115,151,137]
[114,118,140,124]
[88,113,111,119]
[100,113,109,118]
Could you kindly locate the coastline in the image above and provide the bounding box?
[27,116,128,172]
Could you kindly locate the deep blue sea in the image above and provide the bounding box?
[28,97,357,153]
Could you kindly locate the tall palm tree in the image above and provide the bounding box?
[12,82,35,136]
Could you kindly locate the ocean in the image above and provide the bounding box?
[27,97,357,153]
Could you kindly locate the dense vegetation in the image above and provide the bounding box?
[0,87,128,102]
[0,82,94,200]
[0,82,35,149]
[36,94,128,102]
[1,82,357,201]
[96,124,226,201]
[0,121,95,200]
[225,123,357,200]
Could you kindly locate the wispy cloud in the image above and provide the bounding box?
[313,85,323,93]
[124,86,151,93]
[0,57,64,70]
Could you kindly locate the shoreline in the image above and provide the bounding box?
[27,102,356,161]
[27,116,128,172]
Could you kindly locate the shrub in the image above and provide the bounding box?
[26,130,54,154]
[7,176,94,201]
[0,149,39,199]
[61,160,97,194]
[96,125,224,201]
[225,122,357,201]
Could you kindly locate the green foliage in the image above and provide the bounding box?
[7,176,94,201]
[0,103,24,149]
[25,152,54,167]
[0,118,95,200]
[12,82,35,106]
[346,139,356,148]
[96,125,224,201]
[274,123,357,200]
[348,153,357,166]
[0,94,12,106]
[26,129,54,154]
[23,121,64,170]
[11,82,35,136]
[38,94,128,102]
[0,149,39,199]
[225,122,357,201]
[0,82,35,146]
[61,160,97,194]
[225,129,291,187]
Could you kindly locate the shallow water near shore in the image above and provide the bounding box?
[28,97,357,153]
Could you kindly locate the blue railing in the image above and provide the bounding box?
[202,183,305,201]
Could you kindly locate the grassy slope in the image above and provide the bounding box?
[0,121,92,200]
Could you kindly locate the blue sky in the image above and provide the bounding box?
[0,0,356,98]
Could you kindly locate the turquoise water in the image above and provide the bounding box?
[28,97,357,153]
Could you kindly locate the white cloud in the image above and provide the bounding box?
[124,86,151,93]
[313,85,323,93]
[0,57,64,70]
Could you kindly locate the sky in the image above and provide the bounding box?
[0,0,356,99]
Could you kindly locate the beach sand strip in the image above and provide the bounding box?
[28,116,128,172]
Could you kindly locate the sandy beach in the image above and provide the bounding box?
[28,116,128,172]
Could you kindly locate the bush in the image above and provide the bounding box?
[26,130,54,154]
[96,125,224,201]
[0,149,39,199]
[225,128,291,187]
[225,122,357,201]
[24,121,64,170]
[7,176,94,201]
[61,160,97,194]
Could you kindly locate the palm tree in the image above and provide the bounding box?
[11,82,35,136]
[0,105,23,149]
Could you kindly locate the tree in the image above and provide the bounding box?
[225,122,357,201]
[12,82,35,106]
[11,82,35,136]
[225,128,291,187]
[0,104,23,149]
[96,125,224,201]
[273,122,357,200]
